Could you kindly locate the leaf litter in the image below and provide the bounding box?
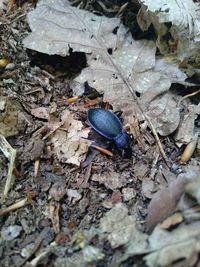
[23,0,188,136]
[0,0,200,266]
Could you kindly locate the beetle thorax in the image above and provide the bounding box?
[114,132,130,149]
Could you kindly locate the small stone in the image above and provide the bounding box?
[78,198,89,213]
[5,63,15,70]
[67,189,82,203]
[49,182,66,201]
[111,191,122,204]
[1,225,22,241]
[122,188,136,202]
[102,199,113,209]
[21,243,35,258]
[0,96,6,111]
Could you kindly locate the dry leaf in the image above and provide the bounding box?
[146,170,199,232]
[160,212,183,229]
[91,172,126,190]
[145,222,200,267]
[0,98,23,137]
[67,189,82,204]
[100,203,148,249]
[30,107,49,120]
[51,110,90,166]
[23,0,188,136]
[49,182,66,201]
[185,168,200,204]
[140,0,200,63]
[141,177,155,199]
[146,174,188,232]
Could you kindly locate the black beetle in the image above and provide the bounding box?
[87,108,130,150]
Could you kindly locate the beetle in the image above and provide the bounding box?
[87,108,130,150]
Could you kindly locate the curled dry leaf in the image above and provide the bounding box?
[146,169,199,232]
[140,0,200,62]
[146,174,187,232]
[51,110,91,166]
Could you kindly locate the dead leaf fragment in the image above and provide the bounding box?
[140,0,200,62]
[31,107,49,120]
[49,182,66,201]
[142,177,155,199]
[100,203,148,252]
[91,172,126,190]
[145,222,200,267]
[51,110,90,166]
[185,168,200,204]
[122,188,136,202]
[160,212,183,229]
[0,98,23,137]
[21,136,45,162]
[67,189,82,204]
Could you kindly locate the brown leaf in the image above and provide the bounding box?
[51,110,91,166]
[91,172,126,190]
[146,174,188,232]
[23,0,187,137]
[30,107,49,120]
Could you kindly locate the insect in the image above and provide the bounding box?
[87,108,130,150]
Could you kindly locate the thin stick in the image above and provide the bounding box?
[178,88,200,107]
[0,198,28,216]
[0,134,17,196]
[144,115,168,163]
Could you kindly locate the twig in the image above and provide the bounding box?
[0,198,28,216]
[20,229,51,267]
[144,115,168,163]
[178,88,200,107]
[0,193,37,216]
[26,241,57,267]
[0,134,17,196]
[34,159,40,177]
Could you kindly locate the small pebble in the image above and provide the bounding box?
[122,188,136,202]
[21,243,34,258]
[5,63,15,70]
[49,182,66,201]
[102,199,113,209]
[1,225,22,241]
